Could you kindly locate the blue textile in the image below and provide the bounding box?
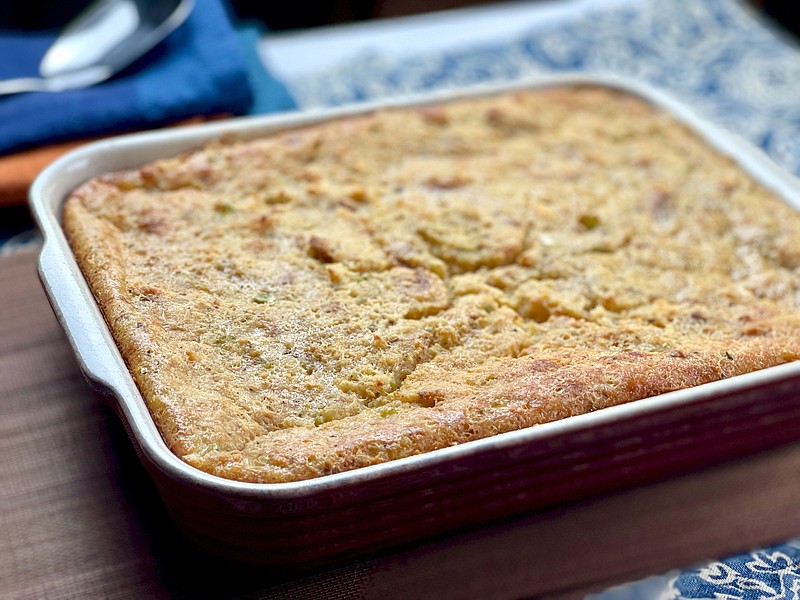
[672,543,800,599]
[235,23,296,116]
[0,0,284,154]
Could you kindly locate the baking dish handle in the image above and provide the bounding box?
[37,240,136,397]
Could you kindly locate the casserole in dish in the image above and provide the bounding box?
[31,75,800,563]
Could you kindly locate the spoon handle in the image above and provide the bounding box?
[0,78,48,96]
[0,67,112,96]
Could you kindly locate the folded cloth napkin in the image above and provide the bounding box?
[0,0,260,155]
[235,23,297,116]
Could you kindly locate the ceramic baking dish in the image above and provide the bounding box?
[30,74,800,564]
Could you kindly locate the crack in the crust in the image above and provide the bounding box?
[305,215,463,404]
[320,197,695,405]
[387,326,462,396]
[414,225,528,274]
[303,170,746,408]
[329,214,545,405]
[370,295,548,408]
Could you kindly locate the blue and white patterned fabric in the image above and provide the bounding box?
[280,0,800,179]
[670,543,800,599]
[590,541,800,599]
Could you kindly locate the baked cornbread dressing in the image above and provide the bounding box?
[63,85,800,483]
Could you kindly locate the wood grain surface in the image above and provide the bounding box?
[3,246,800,599]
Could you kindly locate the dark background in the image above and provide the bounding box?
[0,0,797,38]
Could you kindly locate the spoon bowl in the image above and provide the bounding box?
[0,0,194,95]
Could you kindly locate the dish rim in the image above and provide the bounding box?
[29,72,800,499]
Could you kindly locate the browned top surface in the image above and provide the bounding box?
[63,86,800,483]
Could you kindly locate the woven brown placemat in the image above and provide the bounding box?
[3,246,800,600]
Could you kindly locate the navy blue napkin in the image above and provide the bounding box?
[0,0,285,155]
[235,23,296,116]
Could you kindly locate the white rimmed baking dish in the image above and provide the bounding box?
[30,74,800,564]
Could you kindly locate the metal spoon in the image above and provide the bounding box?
[0,0,194,95]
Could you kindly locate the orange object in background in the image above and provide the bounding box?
[0,140,84,207]
[0,116,224,207]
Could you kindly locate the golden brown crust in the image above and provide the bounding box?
[63,85,800,483]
